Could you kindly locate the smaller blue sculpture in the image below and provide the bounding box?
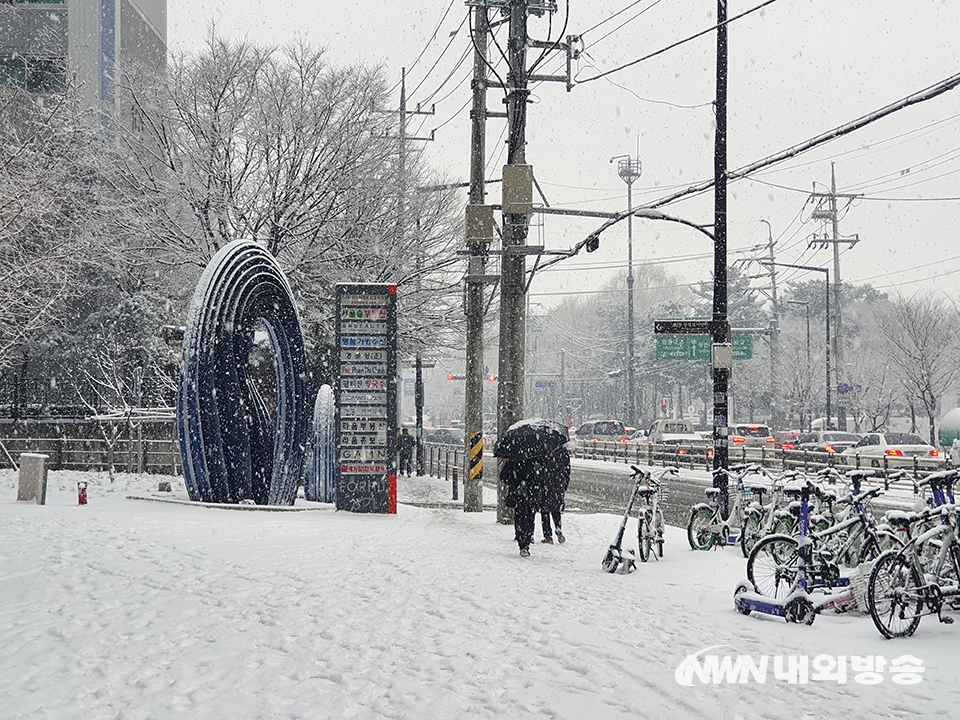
[305,385,336,502]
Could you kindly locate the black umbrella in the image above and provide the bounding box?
[493,418,570,460]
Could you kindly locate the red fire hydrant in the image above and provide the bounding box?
[77,481,88,506]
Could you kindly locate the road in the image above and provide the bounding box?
[562,459,913,529]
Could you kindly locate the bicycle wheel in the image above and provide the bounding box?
[740,511,762,558]
[773,514,796,536]
[638,515,651,562]
[687,507,717,551]
[867,549,923,639]
[747,534,800,598]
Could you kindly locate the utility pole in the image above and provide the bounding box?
[463,2,493,513]
[711,0,732,512]
[611,153,642,428]
[760,219,780,428]
[396,68,434,475]
[495,0,532,523]
[809,162,860,431]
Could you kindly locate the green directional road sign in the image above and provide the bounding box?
[656,334,753,361]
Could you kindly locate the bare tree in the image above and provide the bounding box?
[114,32,465,375]
[877,291,960,446]
[0,87,103,372]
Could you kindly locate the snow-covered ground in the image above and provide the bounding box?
[2,468,956,719]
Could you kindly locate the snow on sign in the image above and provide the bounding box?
[335,284,398,514]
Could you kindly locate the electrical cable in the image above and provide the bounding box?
[390,0,459,94]
[577,0,781,84]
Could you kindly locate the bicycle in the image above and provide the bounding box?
[739,467,801,557]
[866,501,960,638]
[745,476,899,599]
[687,464,756,551]
[736,481,850,623]
[636,466,678,562]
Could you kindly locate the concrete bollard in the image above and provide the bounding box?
[17,453,49,505]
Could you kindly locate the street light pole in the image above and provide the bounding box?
[787,299,810,430]
[610,154,642,427]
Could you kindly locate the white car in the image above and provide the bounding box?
[840,432,944,469]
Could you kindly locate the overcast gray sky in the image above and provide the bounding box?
[168,0,960,308]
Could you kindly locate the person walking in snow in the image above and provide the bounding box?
[502,456,545,557]
[539,445,570,544]
[398,428,415,477]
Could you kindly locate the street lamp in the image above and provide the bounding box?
[761,262,832,430]
[610,153,642,427]
[787,299,811,430]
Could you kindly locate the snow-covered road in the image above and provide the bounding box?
[1,469,954,719]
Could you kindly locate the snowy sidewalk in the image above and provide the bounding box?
[1,469,957,719]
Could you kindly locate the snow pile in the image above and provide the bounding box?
[1,469,956,719]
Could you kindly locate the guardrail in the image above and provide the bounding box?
[422,443,464,482]
[570,440,953,490]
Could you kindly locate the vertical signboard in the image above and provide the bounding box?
[335,284,398,513]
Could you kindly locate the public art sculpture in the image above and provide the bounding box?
[177,240,309,505]
[305,385,336,503]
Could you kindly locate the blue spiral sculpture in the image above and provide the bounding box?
[177,240,309,505]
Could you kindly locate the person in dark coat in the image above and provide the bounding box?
[502,457,545,557]
[398,428,415,477]
[540,446,570,544]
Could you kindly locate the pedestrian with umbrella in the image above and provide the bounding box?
[494,419,569,557]
[540,443,571,544]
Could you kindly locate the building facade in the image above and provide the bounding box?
[0,0,166,121]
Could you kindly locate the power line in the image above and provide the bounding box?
[585,0,666,49]
[577,0,781,84]
[390,0,460,94]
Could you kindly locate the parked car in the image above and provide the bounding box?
[729,423,776,449]
[840,432,944,468]
[796,431,861,454]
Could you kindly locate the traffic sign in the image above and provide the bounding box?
[654,319,710,335]
[656,334,753,361]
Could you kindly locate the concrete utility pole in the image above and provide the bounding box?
[463,3,493,513]
[396,68,434,474]
[809,162,860,430]
[611,153,642,428]
[763,262,831,432]
[760,219,780,428]
[711,0,732,512]
[495,0,532,523]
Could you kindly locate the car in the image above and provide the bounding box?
[573,420,629,448]
[729,423,776,449]
[772,429,802,450]
[796,431,861,454]
[840,432,944,468]
[424,427,465,445]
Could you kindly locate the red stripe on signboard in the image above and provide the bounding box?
[388,474,397,514]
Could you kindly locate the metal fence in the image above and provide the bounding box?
[0,419,179,474]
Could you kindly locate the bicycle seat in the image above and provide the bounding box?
[746,485,767,500]
[883,511,916,529]
[704,488,721,499]
[636,486,657,498]
[783,487,804,499]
